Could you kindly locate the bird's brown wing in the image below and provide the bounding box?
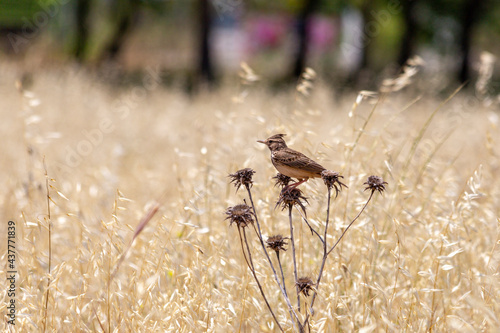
[273,148,326,175]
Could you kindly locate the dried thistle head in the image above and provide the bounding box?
[266,235,288,253]
[276,188,308,216]
[229,168,256,192]
[296,277,314,297]
[363,175,388,195]
[321,170,348,197]
[225,204,255,228]
[273,173,292,188]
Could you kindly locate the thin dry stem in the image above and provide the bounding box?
[288,204,301,312]
[428,238,445,332]
[42,156,51,333]
[307,186,332,314]
[111,202,160,280]
[414,129,455,186]
[246,186,300,323]
[328,191,375,256]
[238,227,284,332]
[401,83,466,181]
[275,252,288,299]
[344,96,381,222]
[92,304,106,332]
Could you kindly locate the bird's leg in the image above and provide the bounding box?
[283,178,308,192]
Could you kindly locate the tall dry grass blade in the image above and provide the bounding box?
[420,152,461,213]
[92,304,106,332]
[344,96,381,221]
[350,96,382,155]
[486,218,500,270]
[401,83,466,181]
[42,156,52,333]
[110,202,160,281]
[414,129,455,186]
[428,239,446,333]
[382,95,422,133]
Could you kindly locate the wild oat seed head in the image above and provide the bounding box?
[229,168,256,192]
[225,204,255,228]
[321,170,348,197]
[364,175,388,194]
[266,235,288,253]
[276,188,308,215]
[239,62,260,85]
[273,173,292,188]
[380,55,424,93]
[296,277,314,297]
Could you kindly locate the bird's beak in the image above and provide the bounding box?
[257,140,266,144]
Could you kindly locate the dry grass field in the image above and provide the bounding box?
[1,61,499,332]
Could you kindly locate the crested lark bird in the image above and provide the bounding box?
[257,134,326,190]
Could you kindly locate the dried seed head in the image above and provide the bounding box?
[225,204,255,228]
[229,168,256,192]
[276,188,308,216]
[321,170,348,197]
[239,62,260,85]
[273,173,292,188]
[476,51,496,98]
[296,277,314,297]
[266,235,288,253]
[297,67,316,96]
[364,175,388,194]
[380,55,424,93]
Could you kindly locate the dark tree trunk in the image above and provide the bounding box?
[458,0,485,82]
[99,0,139,63]
[398,0,418,66]
[346,1,372,87]
[358,2,370,72]
[198,0,214,84]
[1,28,29,54]
[74,0,91,61]
[292,0,318,79]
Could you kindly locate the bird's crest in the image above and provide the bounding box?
[268,134,286,140]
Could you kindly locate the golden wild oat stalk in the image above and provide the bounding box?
[1,59,499,332]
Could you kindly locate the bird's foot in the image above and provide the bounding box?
[281,179,307,193]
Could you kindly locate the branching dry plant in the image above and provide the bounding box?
[1,58,499,332]
[227,166,387,332]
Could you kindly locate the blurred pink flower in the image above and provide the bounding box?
[309,16,338,51]
[246,15,289,51]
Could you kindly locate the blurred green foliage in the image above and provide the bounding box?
[0,0,498,85]
[0,0,42,27]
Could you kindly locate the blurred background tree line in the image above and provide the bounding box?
[0,0,498,91]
